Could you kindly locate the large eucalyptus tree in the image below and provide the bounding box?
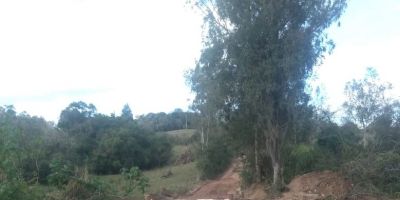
[189,0,346,189]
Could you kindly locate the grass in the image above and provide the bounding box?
[42,129,200,200]
[165,129,196,141]
[98,162,199,199]
[165,129,196,136]
[97,129,199,199]
[171,145,190,162]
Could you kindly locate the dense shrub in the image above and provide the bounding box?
[196,134,233,179]
[342,152,400,196]
[284,144,318,180]
[91,131,172,174]
[47,160,74,188]
[0,179,44,200]
[62,178,111,200]
[121,166,150,195]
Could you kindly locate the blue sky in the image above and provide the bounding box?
[0,0,399,122]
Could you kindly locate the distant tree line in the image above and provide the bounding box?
[57,102,173,174]
[137,108,200,132]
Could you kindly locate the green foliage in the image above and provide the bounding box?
[97,162,199,199]
[121,166,149,195]
[0,102,176,198]
[91,131,172,174]
[121,104,134,121]
[196,134,233,179]
[240,159,256,187]
[343,68,392,128]
[342,152,400,196]
[137,111,199,132]
[47,160,73,188]
[0,180,44,200]
[343,68,397,148]
[188,0,347,188]
[375,152,400,194]
[61,178,111,200]
[295,147,317,170]
[54,101,174,174]
[284,144,318,180]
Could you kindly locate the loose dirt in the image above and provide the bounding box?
[171,159,381,200]
[279,170,352,200]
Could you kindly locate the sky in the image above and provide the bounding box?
[311,0,400,113]
[0,0,399,122]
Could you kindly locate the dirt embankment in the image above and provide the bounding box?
[172,159,381,200]
[280,170,352,200]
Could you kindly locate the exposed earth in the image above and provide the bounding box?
[151,159,381,200]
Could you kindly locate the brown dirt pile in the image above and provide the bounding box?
[279,170,352,200]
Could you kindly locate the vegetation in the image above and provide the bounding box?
[0,0,399,199]
[99,162,199,199]
[188,0,347,192]
[187,0,400,197]
[137,109,199,132]
[0,103,185,199]
[196,133,233,179]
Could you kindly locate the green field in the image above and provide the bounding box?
[165,129,196,136]
[98,162,199,199]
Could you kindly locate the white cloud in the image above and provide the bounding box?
[0,0,202,121]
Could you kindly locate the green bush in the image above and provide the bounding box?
[342,152,400,196]
[121,166,149,195]
[240,161,255,187]
[91,131,172,174]
[62,178,111,200]
[196,134,233,179]
[284,144,318,181]
[0,180,44,200]
[47,160,73,188]
[374,152,400,194]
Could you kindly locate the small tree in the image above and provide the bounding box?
[121,104,134,121]
[343,67,393,147]
[121,166,149,196]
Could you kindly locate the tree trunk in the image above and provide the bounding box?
[206,116,210,147]
[362,131,367,148]
[271,156,283,191]
[254,130,261,182]
[35,158,40,184]
[201,126,205,151]
[264,126,284,193]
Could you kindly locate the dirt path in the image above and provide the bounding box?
[180,160,242,199]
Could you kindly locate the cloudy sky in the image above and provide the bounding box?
[0,0,399,121]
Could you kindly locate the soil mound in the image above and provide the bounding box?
[280,170,352,200]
